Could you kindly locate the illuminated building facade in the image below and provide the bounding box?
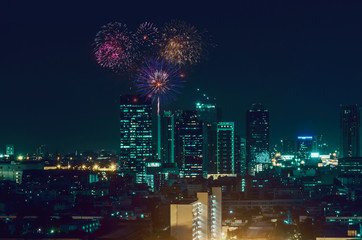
[119,95,153,184]
[338,157,362,175]
[0,161,44,184]
[296,136,316,161]
[6,144,14,156]
[178,111,205,178]
[340,105,362,158]
[217,122,235,174]
[246,104,269,175]
[196,102,218,123]
[235,135,247,175]
[170,187,222,240]
[195,102,219,176]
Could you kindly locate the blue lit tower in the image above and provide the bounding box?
[340,105,362,158]
[217,122,235,174]
[246,104,269,175]
[120,95,153,184]
[296,136,315,161]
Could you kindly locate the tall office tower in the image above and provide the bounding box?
[36,144,47,158]
[234,135,247,175]
[160,111,175,165]
[217,122,235,174]
[120,95,153,184]
[246,104,269,175]
[170,187,222,240]
[240,137,247,175]
[174,110,184,168]
[205,124,217,174]
[234,134,241,175]
[195,102,219,175]
[296,136,315,161]
[196,102,219,123]
[340,105,362,158]
[178,110,205,178]
[6,145,14,156]
[281,138,295,155]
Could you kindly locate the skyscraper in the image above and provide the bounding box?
[296,136,315,161]
[177,110,205,178]
[340,105,362,158]
[6,145,14,156]
[246,104,269,175]
[281,138,295,155]
[196,102,219,123]
[195,102,219,175]
[120,95,153,184]
[240,137,247,175]
[160,111,175,164]
[217,122,235,174]
[234,135,247,175]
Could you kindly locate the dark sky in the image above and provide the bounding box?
[1,0,362,154]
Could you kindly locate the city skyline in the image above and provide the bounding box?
[2,1,362,153]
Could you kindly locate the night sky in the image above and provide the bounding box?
[1,1,362,154]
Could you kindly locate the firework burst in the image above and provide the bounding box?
[136,58,184,113]
[94,22,136,71]
[136,22,160,49]
[160,20,203,65]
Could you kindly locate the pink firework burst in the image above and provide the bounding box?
[94,22,136,71]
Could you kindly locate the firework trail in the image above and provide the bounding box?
[94,22,136,71]
[135,58,184,115]
[160,20,204,65]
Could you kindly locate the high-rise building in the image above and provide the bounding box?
[234,134,241,175]
[170,187,222,240]
[160,111,175,164]
[240,137,247,175]
[6,144,14,156]
[246,104,269,175]
[281,138,295,155]
[36,144,47,158]
[217,122,235,174]
[196,102,219,123]
[340,105,362,158]
[296,136,315,161]
[119,95,153,184]
[195,102,219,175]
[178,111,205,178]
[234,135,247,175]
